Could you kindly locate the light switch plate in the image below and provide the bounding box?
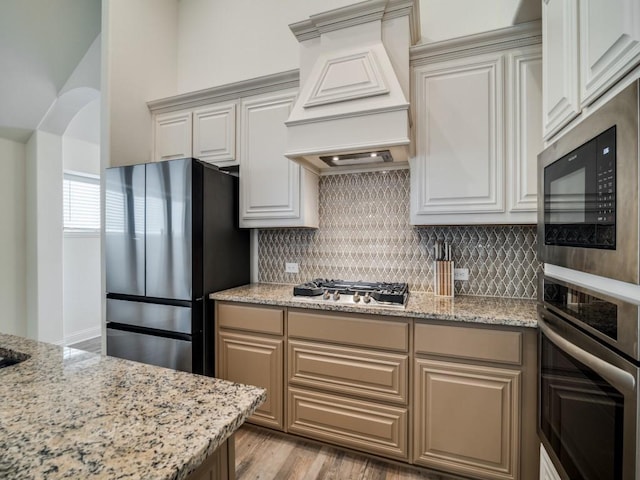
[285,262,299,274]
[454,268,469,281]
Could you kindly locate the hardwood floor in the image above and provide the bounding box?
[68,336,102,355]
[235,425,463,480]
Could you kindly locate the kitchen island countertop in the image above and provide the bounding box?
[0,333,265,480]
[210,283,537,328]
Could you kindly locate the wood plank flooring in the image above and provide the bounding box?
[235,425,462,480]
[68,336,102,355]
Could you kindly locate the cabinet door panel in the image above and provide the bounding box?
[193,103,237,167]
[288,340,408,404]
[580,0,640,106]
[217,302,284,335]
[240,92,300,222]
[412,53,504,216]
[414,359,520,480]
[542,0,579,139]
[508,47,542,214]
[218,331,283,430]
[154,111,192,162]
[288,387,408,461]
[288,310,409,352]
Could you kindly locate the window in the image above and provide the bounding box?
[63,172,100,231]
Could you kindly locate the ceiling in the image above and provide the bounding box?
[0,0,101,143]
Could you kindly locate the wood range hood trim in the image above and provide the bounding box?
[285,0,420,174]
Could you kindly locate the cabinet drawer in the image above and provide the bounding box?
[288,387,408,461]
[415,323,522,366]
[288,310,409,352]
[217,302,284,335]
[288,340,408,404]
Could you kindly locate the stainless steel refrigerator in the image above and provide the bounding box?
[105,158,249,376]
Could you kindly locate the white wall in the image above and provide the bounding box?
[103,0,178,167]
[176,0,355,92]
[65,98,101,147]
[63,234,101,344]
[62,133,101,344]
[176,0,541,93]
[64,126,101,174]
[0,138,26,337]
[25,131,64,344]
[419,0,540,43]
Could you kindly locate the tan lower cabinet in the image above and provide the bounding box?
[214,301,537,479]
[414,359,520,479]
[413,322,538,480]
[288,387,409,460]
[215,302,285,430]
[287,310,410,461]
[288,340,408,404]
[218,331,283,429]
[185,437,233,480]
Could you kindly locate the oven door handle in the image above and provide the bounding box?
[539,311,636,393]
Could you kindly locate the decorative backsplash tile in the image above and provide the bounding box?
[258,169,541,298]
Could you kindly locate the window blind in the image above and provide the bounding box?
[63,172,100,231]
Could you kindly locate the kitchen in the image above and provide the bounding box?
[1,0,640,479]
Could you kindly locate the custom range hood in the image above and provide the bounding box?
[285,0,420,173]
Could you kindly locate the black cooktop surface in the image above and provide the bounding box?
[293,279,409,305]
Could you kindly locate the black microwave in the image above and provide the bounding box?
[538,80,640,285]
[543,126,616,249]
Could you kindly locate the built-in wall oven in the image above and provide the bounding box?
[538,80,640,285]
[537,80,640,479]
[538,275,639,480]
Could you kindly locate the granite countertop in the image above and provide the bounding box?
[0,334,266,480]
[210,283,538,328]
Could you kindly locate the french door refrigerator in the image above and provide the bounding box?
[105,158,249,376]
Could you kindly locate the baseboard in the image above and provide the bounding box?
[64,326,102,346]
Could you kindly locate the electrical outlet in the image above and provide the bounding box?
[285,262,299,274]
[454,268,469,281]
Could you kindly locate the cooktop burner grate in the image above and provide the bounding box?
[293,279,409,308]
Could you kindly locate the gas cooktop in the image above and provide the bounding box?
[293,279,409,309]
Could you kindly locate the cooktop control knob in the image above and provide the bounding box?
[322,290,330,300]
[363,292,371,304]
[333,290,340,301]
[353,292,361,303]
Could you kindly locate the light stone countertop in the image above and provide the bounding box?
[0,333,266,480]
[210,283,538,328]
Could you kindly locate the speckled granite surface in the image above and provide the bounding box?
[0,334,266,480]
[210,283,538,328]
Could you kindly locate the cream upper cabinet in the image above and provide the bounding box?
[148,71,319,228]
[239,90,319,228]
[192,102,237,167]
[508,46,543,214]
[410,30,542,225]
[543,0,640,140]
[153,102,237,167]
[542,0,579,140]
[411,52,505,224]
[153,111,193,162]
[579,0,640,106]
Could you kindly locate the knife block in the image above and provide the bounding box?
[434,260,454,297]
